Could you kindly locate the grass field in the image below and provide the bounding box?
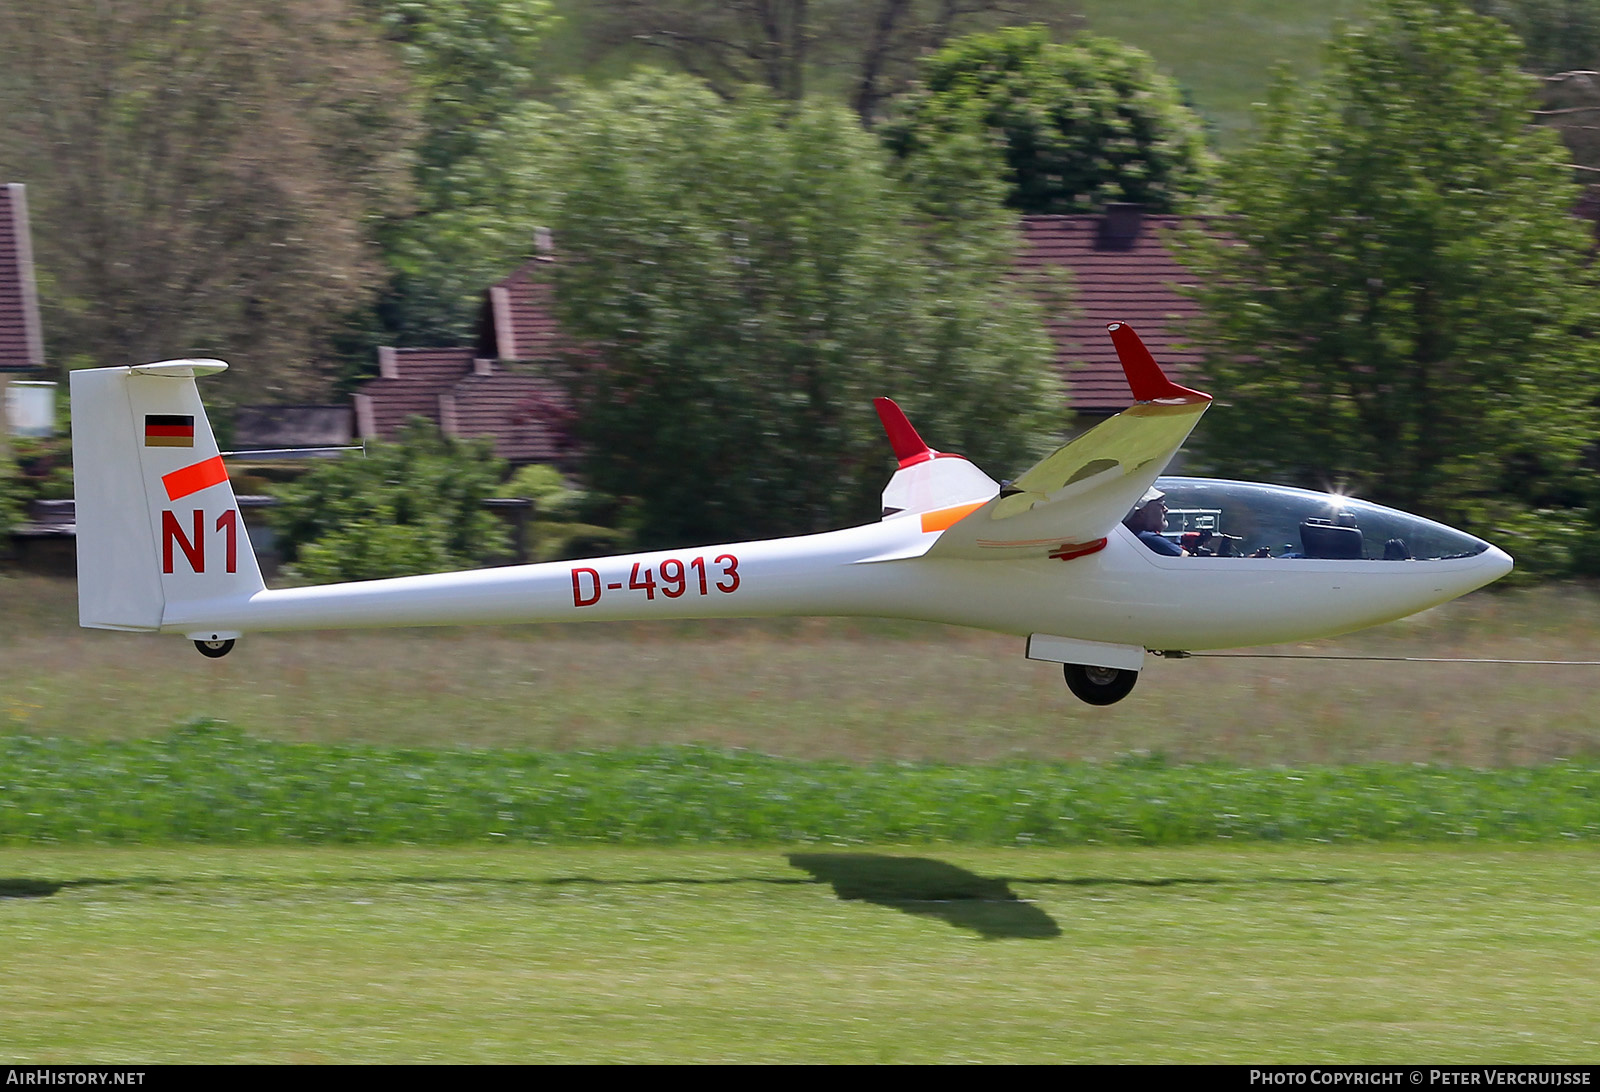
[1079,0,1367,145]
[2,845,1597,1063]
[6,573,1600,1060]
[6,575,1598,767]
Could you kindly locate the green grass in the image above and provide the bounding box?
[6,572,1600,1060]
[6,575,1600,767]
[1079,0,1368,146]
[4,724,1599,845]
[2,844,1597,1062]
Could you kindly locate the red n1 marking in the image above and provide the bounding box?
[162,509,238,574]
[216,509,238,573]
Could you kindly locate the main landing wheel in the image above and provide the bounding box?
[1063,663,1138,706]
[194,638,235,659]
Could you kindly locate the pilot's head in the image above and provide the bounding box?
[1125,487,1167,533]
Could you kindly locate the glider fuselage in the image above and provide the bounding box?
[161,507,1510,652]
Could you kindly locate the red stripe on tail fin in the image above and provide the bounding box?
[162,455,228,502]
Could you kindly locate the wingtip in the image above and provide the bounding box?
[874,397,934,468]
[1106,322,1209,404]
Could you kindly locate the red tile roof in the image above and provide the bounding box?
[376,346,476,385]
[355,344,571,464]
[484,259,563,362]
[1019,211,1205,412]
[448,373,570,464]
[0,184,45,372]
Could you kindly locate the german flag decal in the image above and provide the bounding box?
[145,414,195,448]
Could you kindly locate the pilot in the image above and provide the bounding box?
[1124,487,1184,555]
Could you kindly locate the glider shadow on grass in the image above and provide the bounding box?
[786,853,1061,940]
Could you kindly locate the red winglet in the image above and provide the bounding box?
[874,397,934,468]
[1108,322,1210,404]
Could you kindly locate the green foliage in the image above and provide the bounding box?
[883,25,1214,214]
[494,463,633,560]
[375,106,558,346]
[0,456,21,545]
[1175,0,1600,572]
[543,74,1061,547]
[570,1,1084,123]
[497,464,579,516]
[1471,0,1600,74]
[270,418,509,582]
[367,0,557,178]
[365,0,561,346]
[6,726,1600,844]
[9,436,74,504]
[0,1,417,401]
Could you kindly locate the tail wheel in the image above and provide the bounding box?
[1063,663,1138,705]
[194,638,236,659]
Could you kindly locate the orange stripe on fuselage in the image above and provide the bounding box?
[920,501,986,534]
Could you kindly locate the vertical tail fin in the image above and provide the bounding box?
[71,361,264,632]
[872,397,999,518]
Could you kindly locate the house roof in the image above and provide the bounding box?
[446,373,569,464]
[354,207,1207,460]
[354,345,571,464]
[0,183,45,373]
[480,258,563,362]
[1019,209,1205,412]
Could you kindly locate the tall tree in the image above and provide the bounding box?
[1176,0,1600,570]
[1471,0,1600,75]
[362,1,562,346]
[0,1,415,400]
[573,1,1083,124]
[542,75,1061,547]
[881,25,1213,214]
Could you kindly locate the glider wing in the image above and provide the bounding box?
[927,323,1210,561]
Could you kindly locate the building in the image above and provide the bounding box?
[0,183,47,452]
[352,206,1204,461]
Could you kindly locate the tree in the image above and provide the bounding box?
[881,25,1213,214]
[1175,0,1600,570]
[270,419,509,582]
[0,1,416,400]
[361,0,563,346]
[1471,0,1600,75]
[573,1,1083,124]
[541,74,1061,547]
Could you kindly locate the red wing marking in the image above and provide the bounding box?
[1048,539,1108,561]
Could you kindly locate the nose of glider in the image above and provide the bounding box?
[1481,543,1514,587]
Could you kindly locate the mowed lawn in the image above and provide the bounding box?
[6,576,1600,1061]
[1,845,1598,1063]
[6,575,1600,766]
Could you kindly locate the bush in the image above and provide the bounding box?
[270,418,509,582]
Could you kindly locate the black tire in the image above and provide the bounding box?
[1063,663,1138,705]
[194,638,235,659]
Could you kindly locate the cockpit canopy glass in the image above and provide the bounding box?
[1148,477,1491,561]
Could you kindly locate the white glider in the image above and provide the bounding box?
[70,323,1511,704]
